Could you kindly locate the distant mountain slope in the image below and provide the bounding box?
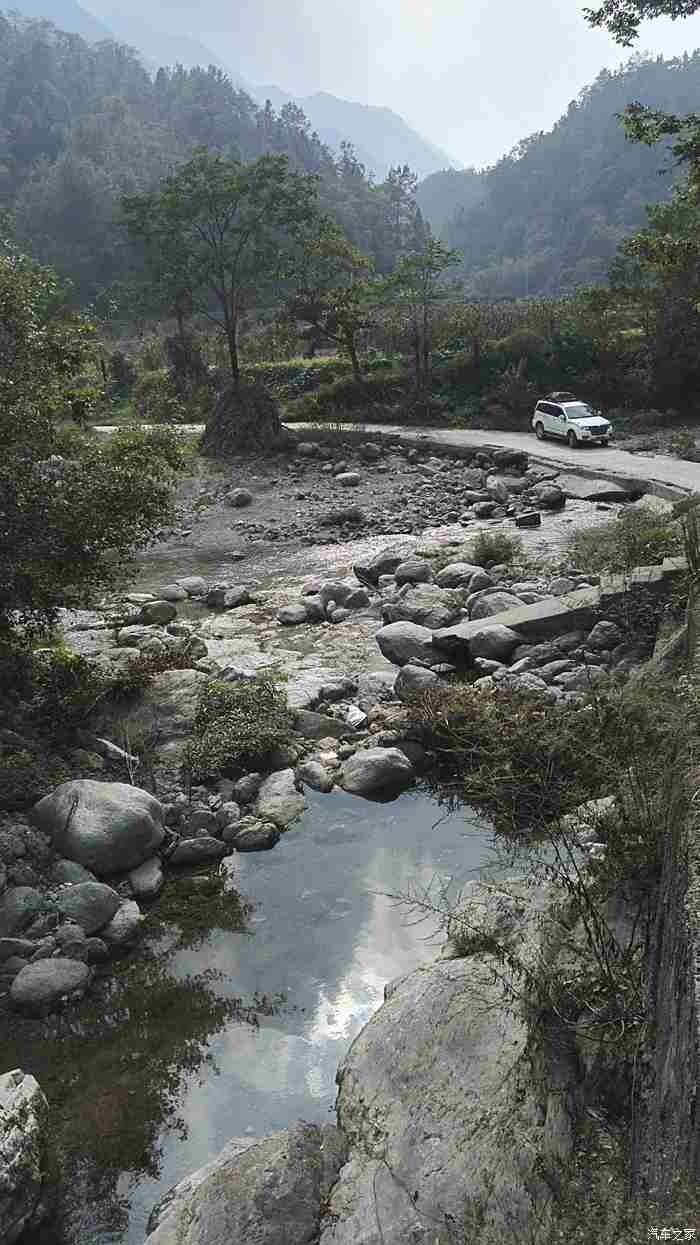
[10,1,245,85]
[252,84,459,179]
[99,12,246,85]
[419,54,700,298]
[8,0,112,40]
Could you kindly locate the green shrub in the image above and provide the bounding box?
[131,368,187,423]
[186,676,292,783]
[470,530,523,567]
[569,505,683,575]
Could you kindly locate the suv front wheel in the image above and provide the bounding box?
[535,421,545,440]
[566,430,578,449]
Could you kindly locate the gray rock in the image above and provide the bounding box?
[232,773,263,804]
[356,671,398,708]
[215,802,241,830]
[144,1121,347,1245]
[206,585,252,609]
[586,620,623,651]
[470,591,525,620]
[277,603,309,626]
[99,899,142,945]
[187,809,219,835]
[336,471,361,487]
[32,781,165,875]
[53,882,121,934]
[292,710,355,741]
[0,831,26,862]
[394,665,439,699]
[0,888,48,938]
[468,625,522,661]
[547,576,577,596]
[231,823,281,851]
[10,958,91,1015]
[170,838,228,866]
[375,621,435,668]
[0,938,45,963]
[319,953,561,1245]
[394,559,434,586]
[0,1069,49,1244]
[128,857,164,900]
[53,923,86,949]
[382,585,463,630]
[434,562,482,589]
[301,595,324,622]
[116,624,152,647]
[472,500,498,517]
[554,665,610,691]
[296,441,318,457]
[139,600,177,626]
[255,769,306,828]
[159,584,188,602]
[85,937,110,963]
[226,488,253,508]
[340,747,414,798]
[354,545,413,586]
[297,761,335,793]
[530,483,565,508]
[177,576,207,597]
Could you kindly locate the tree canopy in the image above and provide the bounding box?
[585,0,700,44]
[0,251,183,633]
[123,149,319,382]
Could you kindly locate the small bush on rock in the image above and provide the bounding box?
[470,530,523,567]
[186,677,292,783]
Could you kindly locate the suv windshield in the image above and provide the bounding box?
[564,403,596,419]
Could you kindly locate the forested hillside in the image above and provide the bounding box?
[418,54,700,297]
[0,13,425,302]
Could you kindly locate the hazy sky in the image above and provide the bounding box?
[86,0,700,167]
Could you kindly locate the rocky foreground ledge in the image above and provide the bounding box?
[139,875,589,1245]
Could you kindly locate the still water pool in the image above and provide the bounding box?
[11,787,500,1245]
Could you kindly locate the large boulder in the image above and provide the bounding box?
[10,958,91,1015]
[144,1121,347,1245]
[318,953,570,1245]
[469,625,523,662]
[435,562,482,589]
[394,665,439,699]
[340,747,414,798]
[0,1069,49,1244]
[32,781,165,876]
[354,545,413,586]
[53,881,121,934]
[382,585,463,630]
[254,769,306,829]
[470,591,525,620]
[375,622,435,668]
[200,381,289,456]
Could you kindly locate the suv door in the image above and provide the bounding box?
[548,403,566,436]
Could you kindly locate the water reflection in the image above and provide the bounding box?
[11,787,496,1245]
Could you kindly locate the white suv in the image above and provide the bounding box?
[532,395,613,448]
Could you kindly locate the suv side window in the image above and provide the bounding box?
[535,401,547,413]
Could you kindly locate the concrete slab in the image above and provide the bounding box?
[555,473,633,503]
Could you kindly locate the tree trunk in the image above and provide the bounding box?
[346,334,363,383]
